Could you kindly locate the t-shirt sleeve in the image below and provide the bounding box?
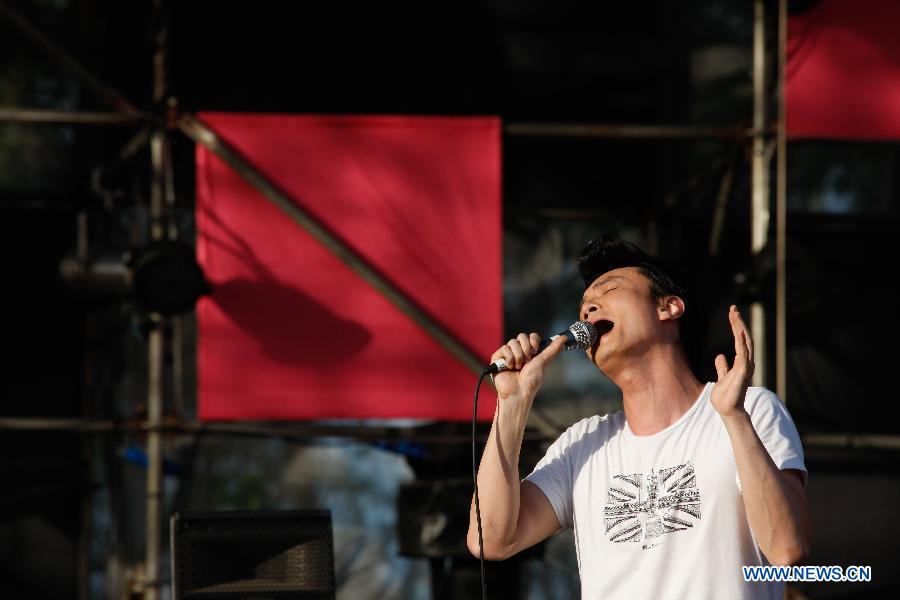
[524,425,578,529]
[745,387,808,486]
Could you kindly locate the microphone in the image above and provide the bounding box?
[484,320,598,375]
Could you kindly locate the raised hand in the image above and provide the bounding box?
[711,305,755,418]
[489,333,567,402]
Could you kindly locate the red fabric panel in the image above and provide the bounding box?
[787,0,900,140]
[196,114,501,421]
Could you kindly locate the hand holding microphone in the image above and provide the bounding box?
[484,321,598,401]
[485,321,597,375]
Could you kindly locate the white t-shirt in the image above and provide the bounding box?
[525,383,806,599]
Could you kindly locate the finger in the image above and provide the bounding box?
[508,338,526,369]
[732,306,753,359]
[529,332,541,353]
[490,344,508,363]
[531,334,567,368]
[490,345,515,369]
[736,314,756,376]
[517,333,535,359]
[714,353,729,381]
[729,305,744,358]
[745,347,755,379]
[741,322,754,365]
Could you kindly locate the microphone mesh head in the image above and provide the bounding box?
[568,321,598,350]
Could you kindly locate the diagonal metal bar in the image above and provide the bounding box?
[178,113,486,375]
[0,1,140,115]
[179,116,563,436]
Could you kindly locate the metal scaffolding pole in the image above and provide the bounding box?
[776,0,788,401]
[751,0,771,388]
[142,126,173,599]
[0,108,151,125]
[143,2,171,597]
[144,311,164,600]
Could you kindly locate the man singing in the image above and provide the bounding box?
[469,236,811,598]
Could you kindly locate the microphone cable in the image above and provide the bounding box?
[470,323,594,600]
[472,367,491,600]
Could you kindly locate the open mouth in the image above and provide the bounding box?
[595,319,614,340]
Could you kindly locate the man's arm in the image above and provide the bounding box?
[466,394,561,559]
[712,306,812,566]
[466,333,566,560]
[722,413,812,565]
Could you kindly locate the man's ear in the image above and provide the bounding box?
[658,295,685,321]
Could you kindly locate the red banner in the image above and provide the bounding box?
[196,114,501,421]
[787,0,900,141]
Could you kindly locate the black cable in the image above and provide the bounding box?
[472,368,491,600]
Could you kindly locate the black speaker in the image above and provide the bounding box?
[170,510,335,599]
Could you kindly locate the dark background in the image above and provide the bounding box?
[1,0,898,598]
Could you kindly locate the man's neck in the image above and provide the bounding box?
[610,344,705,436]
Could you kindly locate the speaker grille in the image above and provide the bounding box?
[171,510,335,599]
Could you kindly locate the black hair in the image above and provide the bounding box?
[577,235,689,306]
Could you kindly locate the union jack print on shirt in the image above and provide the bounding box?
[604,461,701,549]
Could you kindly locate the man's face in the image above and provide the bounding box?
[578,266,666,371]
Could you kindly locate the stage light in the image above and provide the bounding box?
[130,241,209,315]
[60,240,209,315]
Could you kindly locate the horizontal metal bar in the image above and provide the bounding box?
[0,417,550,443]
[505,122,762,140]
[0,109,767,141]
[0,417,117,431]
[0,108,152,125]
[12,418,900,450]
[802,433,900,451]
